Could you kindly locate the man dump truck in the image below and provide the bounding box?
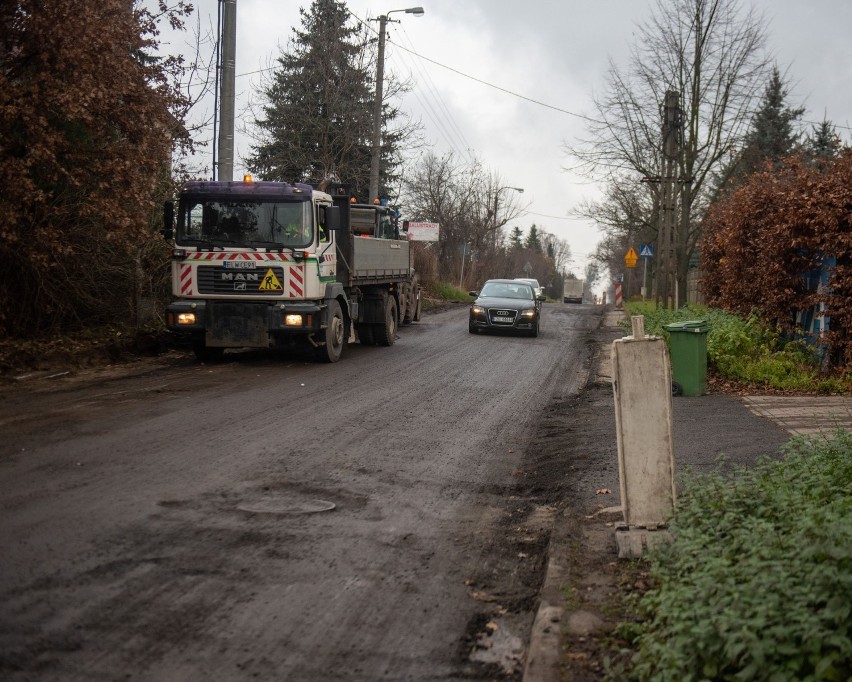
[563,279,584,304]
[162,178,421,363]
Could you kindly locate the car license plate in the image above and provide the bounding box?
[223,261,256,269]
[494,316,513,323]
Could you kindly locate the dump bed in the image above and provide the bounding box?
[350,236,411,284]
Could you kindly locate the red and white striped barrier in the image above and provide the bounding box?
[614,282,623,308]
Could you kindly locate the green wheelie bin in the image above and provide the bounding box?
[665,320,710,396]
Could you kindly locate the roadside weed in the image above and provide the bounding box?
[614,431,852,681]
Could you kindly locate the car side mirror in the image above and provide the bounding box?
[468,291,478,297]
[536,294,546,301]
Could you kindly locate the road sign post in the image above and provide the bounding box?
[639,244,654,300]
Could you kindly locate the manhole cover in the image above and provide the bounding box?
[237,495,336,515]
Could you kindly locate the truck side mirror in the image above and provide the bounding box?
[162,201,174,240]
[321,205,340,231]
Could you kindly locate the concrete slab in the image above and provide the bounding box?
[615,527,674,559]
[741,396,852,436]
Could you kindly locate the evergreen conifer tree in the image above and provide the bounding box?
[248,0,402,199]
[805,120,842,159]
[725,67,805,185]
[524,225,542,252]
[508,226,524,250]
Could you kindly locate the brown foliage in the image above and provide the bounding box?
[701,151,852,367]
[0,0,192,337]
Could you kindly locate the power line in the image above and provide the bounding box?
[526,211,576,221]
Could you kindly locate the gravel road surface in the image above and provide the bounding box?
[1,302,603,681]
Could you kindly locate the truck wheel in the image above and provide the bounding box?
[356,323,374,346]
[192,340,224,363]
[375,296,398,346]
[315,300,346,363]
[403,275,420,324]
[412,292,422,322]
[398,286,409,325]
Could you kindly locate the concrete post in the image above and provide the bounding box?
[611,321,676,532]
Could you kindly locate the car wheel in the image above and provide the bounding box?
[469,323,478,334]
[529,321,539,338]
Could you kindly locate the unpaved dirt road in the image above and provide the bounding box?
[0,303,604,681]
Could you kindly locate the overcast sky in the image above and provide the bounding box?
[169,0,852,279]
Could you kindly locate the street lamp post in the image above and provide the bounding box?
[369,7,424,203]
[494,186,524,232]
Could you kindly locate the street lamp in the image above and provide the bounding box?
[494,186,524,230]
[369,7,425,203]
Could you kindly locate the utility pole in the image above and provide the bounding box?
[217,0,237,182]
[655,90,680,308]
[369,7,424,203]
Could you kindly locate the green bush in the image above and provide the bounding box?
[428,281,472,301]
[623,302,851,394]
[618,431,852,681]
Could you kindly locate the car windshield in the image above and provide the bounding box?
[177,198,313,247]
[480,282,534,299]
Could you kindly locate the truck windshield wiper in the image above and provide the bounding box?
[179,238,223,251]
[246,241,286,252]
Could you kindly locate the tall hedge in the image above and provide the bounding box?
[0,0,191,337]
[701,151,852,368]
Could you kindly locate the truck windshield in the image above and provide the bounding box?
[177,198,313,247]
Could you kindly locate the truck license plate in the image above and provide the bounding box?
[494,316,513,323]
[223,261,256,269]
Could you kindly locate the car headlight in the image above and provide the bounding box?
[471,306,484,315]
[520,309,536,318]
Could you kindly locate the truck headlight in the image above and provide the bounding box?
[177,312,197,325]
[285,314,303,326]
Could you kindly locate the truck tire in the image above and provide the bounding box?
[375,296,398,346]
[315,300,346,363]
[403,275,420,324]
[412,292,422,322]
[355,323,374,346]
[192,339,225,363]
[398,286,409,325]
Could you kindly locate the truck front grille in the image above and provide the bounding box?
[196,265,286,296]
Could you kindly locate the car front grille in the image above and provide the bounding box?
[488,308,518,325]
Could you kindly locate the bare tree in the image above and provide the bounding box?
[402,151,524,287]
[565,0,771,303]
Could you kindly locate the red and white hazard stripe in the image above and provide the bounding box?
[288,265,304,297]
[179,263,193,295]
[614,282,623,308]
[185,252,292,263]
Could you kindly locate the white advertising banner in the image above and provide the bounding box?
[406,222,440,242]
